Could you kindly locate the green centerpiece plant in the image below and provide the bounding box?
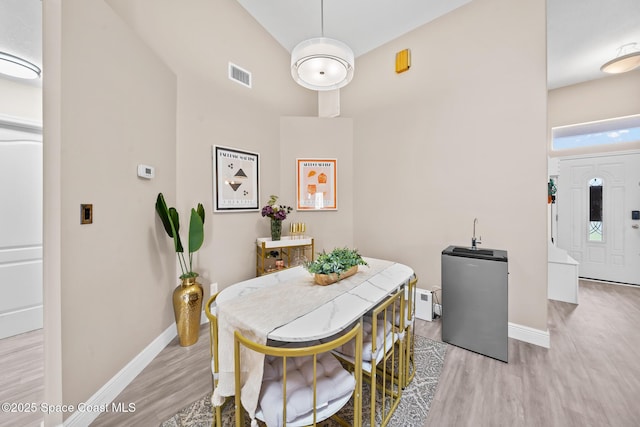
[304,247,368,285]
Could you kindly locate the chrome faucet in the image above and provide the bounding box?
[472,218,482,250]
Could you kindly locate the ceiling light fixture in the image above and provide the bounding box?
[0,51,41,80]
[600,42,640,74]
[290,0,354,91]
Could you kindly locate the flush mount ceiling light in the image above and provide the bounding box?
[290,0,354,91]
[600,42,640,74]
[0,51,41,80]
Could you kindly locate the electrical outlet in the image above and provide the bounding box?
[80,204,93,224]
[210,282,218,295]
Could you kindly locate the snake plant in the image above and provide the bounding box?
[155,193,205,279]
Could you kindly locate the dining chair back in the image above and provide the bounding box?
[234,322,363,427]
[402,276,418,387]
[333,289,405,427]
[205,293,223,426]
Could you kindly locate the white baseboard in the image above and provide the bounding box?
[433,304,550,349]
[0,305,43,339]
[63,312,209,426]
[63,323,177,426]
[508,322,550,348]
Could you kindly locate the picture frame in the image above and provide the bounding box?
[212,145,260,212]
[296,158,337,210]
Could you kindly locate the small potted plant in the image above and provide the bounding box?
[304,247,368,286]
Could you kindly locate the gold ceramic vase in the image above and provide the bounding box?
[172,276,203,346]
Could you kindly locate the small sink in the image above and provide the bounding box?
[452,247,494,257]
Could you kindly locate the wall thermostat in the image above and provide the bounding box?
[137,164,155,179]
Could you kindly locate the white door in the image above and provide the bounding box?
[557,152,640,285]
[0,124,43,338]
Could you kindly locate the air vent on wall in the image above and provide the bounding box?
[228,62,252,88]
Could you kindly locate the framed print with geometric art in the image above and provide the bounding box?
[212,145,259,212]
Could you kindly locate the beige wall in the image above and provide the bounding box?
[44,0,315,415]
[44,0,551,416]
[46,0,178,415]
[549,72,640,129]
[108,0,316,289]
[280,117,354,252]
[342,0,549,331]
[548,72,640,156]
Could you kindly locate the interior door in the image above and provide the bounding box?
[557,152,640,285]
[0,124,43,338]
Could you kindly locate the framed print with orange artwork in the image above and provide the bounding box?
[296,158,337,210]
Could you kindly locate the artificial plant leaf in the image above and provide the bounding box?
[169,207,183,253]
[188,208,205,254]
[155,193,174,238]
[196,203,205,225]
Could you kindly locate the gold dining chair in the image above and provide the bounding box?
[333,289,405,427]
[233,322,363,427]
[204,293,223,427]
[401,275,418,388]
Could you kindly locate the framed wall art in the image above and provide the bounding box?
[212,145,259,212]
[296,158,337,210]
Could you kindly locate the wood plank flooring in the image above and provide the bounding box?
[2,280,639,426]
[0,328,43,427]
[418,281,640,427]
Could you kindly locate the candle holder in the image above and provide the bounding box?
[289,222,307,239]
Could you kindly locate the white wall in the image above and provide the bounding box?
[0,78,42,121]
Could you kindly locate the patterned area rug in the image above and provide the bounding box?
[161,335,446,427]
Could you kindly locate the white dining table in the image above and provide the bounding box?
[211,257,414,424]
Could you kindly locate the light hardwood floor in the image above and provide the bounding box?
[0,327,43,427]
[2,280,639,426]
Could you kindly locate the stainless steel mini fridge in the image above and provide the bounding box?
[441,246,508,362]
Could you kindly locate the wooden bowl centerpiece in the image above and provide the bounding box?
[304,247,368,286]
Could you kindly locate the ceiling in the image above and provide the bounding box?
[1,0,639,89]
[0,0,42,85]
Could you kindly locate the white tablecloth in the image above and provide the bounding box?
[212,259,394,425]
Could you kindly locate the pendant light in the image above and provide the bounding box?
[600,42,640,74]
[0,51,41,80]
[290,0,354,91]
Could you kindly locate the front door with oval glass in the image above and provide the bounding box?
[557,153,640,285]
